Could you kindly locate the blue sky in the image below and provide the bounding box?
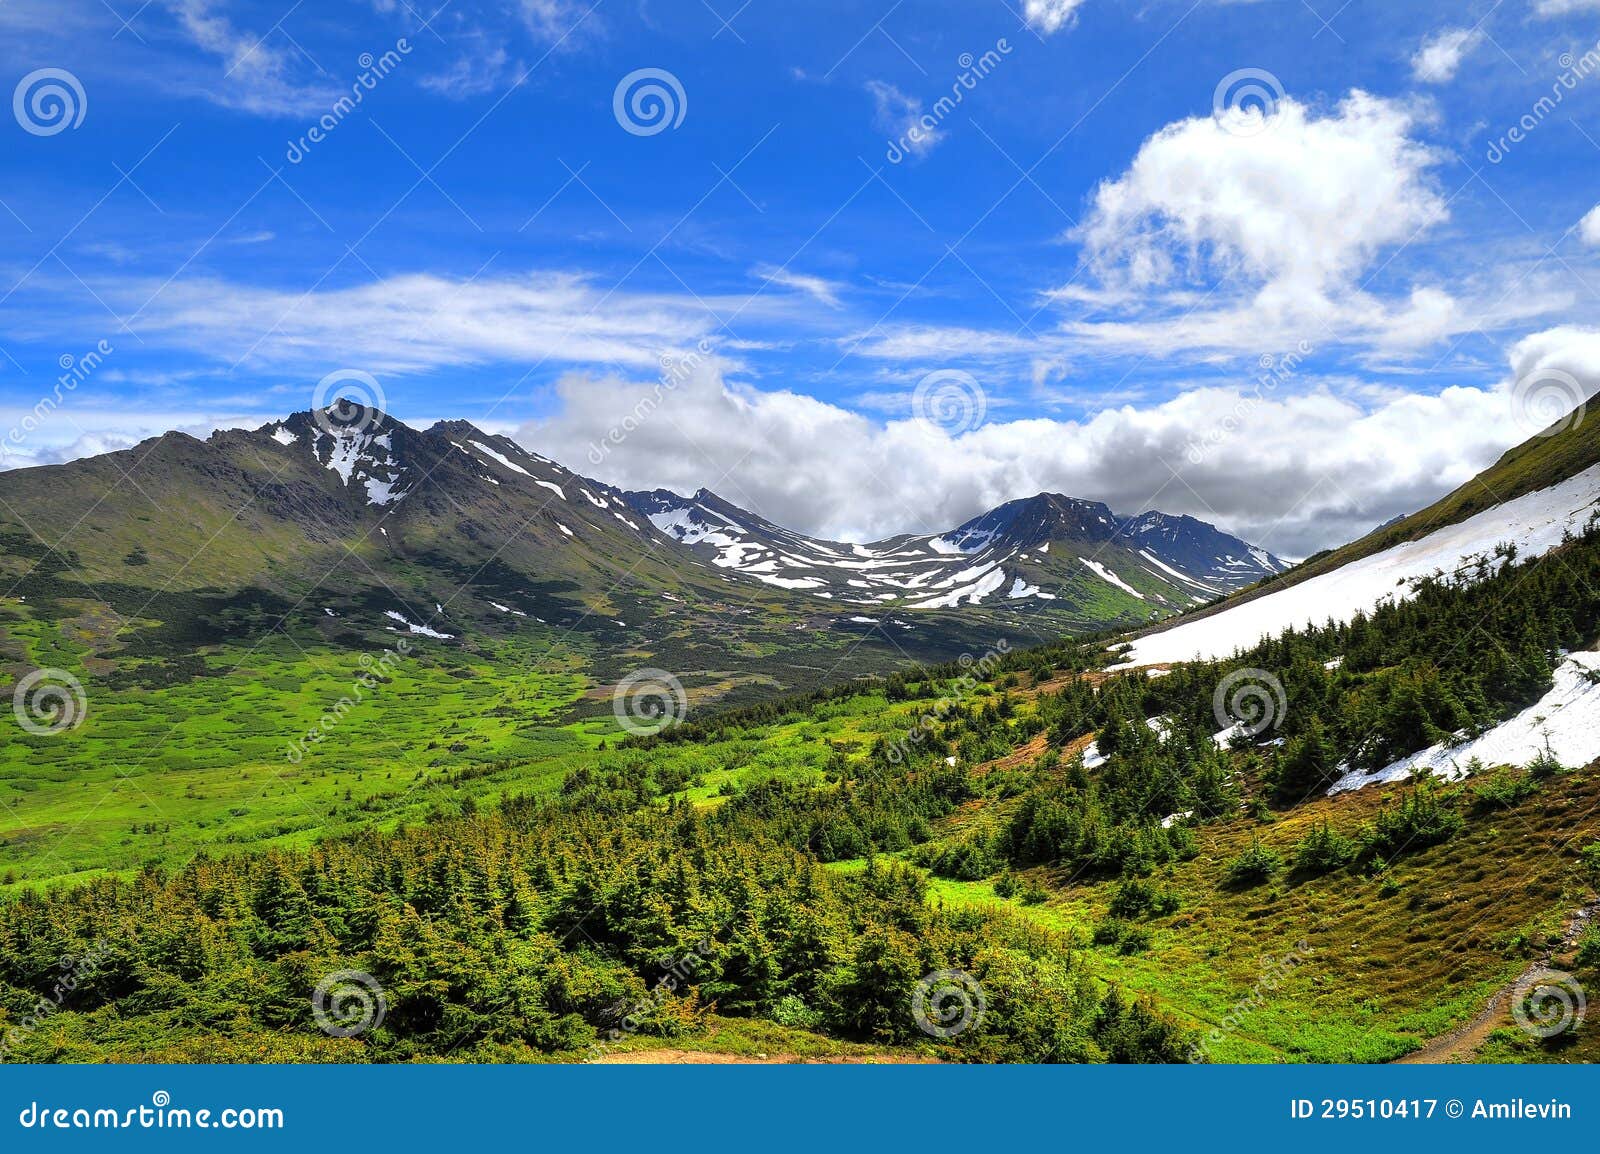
[3,0,1600,554]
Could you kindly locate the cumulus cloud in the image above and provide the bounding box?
[1506,325,1600,395]
[1579,204,1600,246]
[1057,91,1467,357]
[1410,28,1483,84]
[1023,0,1088,36]
[516,331,1588,557]
[1076,92,1443,296]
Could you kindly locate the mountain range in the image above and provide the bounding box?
[0,408,1286,689]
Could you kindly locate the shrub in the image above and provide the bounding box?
[1575,927,1600,971]
[1363,781,1463,860]
[1225,838,1281,888]
[1581,841,1600,885]
[1527,743,1567,780]
[1092,917,1152,954]
[1108,876,1181,919]
[993,869,1020,899]
[1092,917,1127,946]
[1292,820,1357,875]
[1470,769,1538,810]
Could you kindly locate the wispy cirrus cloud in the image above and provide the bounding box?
[866,81,942,157]
[751,265,846,309]
[7,269,828,377]
[1410,27,1484,84]
[163,0,337,116]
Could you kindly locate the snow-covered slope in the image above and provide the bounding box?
[1117,462,1600,667]
[1330,651,1600,793]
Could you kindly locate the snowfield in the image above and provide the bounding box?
[1116,463,1600,667]
[1329,651,1600,793]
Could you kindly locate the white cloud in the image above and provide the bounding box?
[1061,91,1460,357]
[85,271,787,375]
[164,0,334,116]
[867,80,942,157]
[1023,0,1088,36]
[1077,92,1443,295]
[1534,0,1600,15]
[1506,324,1600,391]
[1410,28,1483,84]
[1579,204,1600,246]
[752,265,845,309]
[519,0,597,43]
[518,335,1573,557]
[420,45,513,99]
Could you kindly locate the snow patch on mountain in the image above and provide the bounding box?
[1081,558,1144,599]
[470,440,531,477]
[383,610,453,639]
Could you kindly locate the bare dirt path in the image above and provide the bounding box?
[1394,897,1596,1064]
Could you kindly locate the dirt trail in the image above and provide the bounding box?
[1394,898,1596,1064]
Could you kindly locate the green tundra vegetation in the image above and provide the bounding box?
[3,518,1600,1062]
